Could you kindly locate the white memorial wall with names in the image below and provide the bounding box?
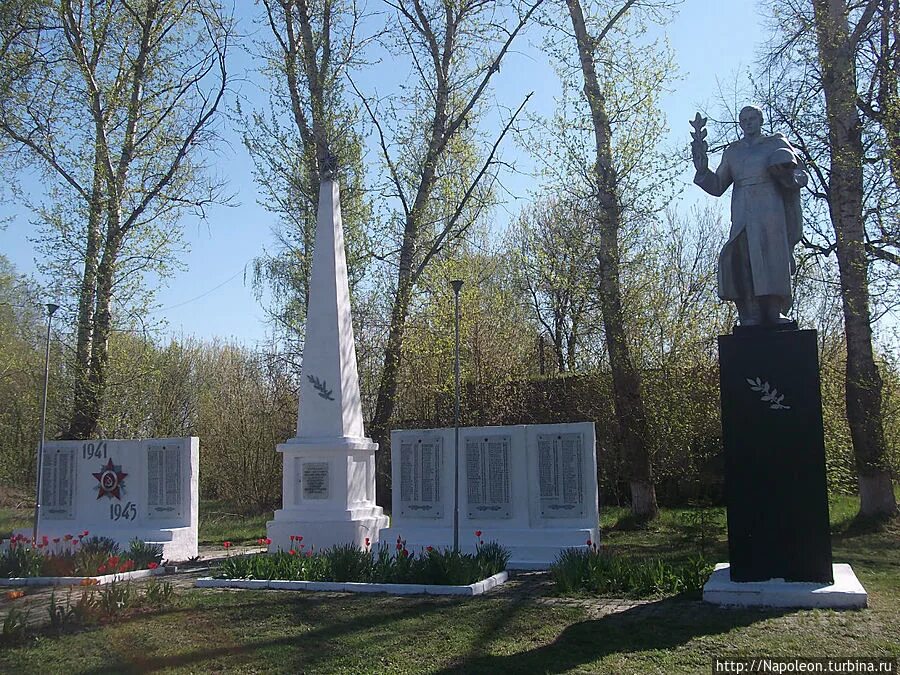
[30,437,199,560]
[383,422,599,569]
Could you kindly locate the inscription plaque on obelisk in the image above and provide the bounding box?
[302,462,330,500]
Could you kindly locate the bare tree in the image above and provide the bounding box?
[355,0,544,504]
[758,0,897,516]
[0,0,233,439]
[512,196,598,373]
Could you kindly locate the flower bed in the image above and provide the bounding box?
[550,541,714,598]
[198,534,511,596]
[1,532,164,584]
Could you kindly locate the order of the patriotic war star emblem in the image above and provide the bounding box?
[93,458,128,500]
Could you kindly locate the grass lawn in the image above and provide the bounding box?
[197,500,273,546]
[1,494,897,673]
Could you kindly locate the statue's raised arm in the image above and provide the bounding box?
[691,105,809,327]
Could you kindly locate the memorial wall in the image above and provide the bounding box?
[383,422,599,569]
[29,437,199,561]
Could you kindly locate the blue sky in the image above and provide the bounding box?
[0,0,763,346]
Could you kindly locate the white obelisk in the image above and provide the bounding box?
[267,168,387,551]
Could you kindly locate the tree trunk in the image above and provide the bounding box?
[370,271,414,507]
[78,225,124,439]
[813,0,897,517]
[566,0,657,518]
[67,155,105,439]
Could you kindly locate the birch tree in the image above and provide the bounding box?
[0,0,232,439]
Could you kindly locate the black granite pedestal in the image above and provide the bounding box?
[718,326,833,583]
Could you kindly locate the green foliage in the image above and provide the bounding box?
[96,582,136,618]
[47,590,76,633]
[325,543,373,582]
[0,543,44,578]
[1,606,29,646]
[78,536,119,557]
[215,541,510,586]
[675,505,725,557]
[550,547,713,598]
[475,541,512,579]
[127,539,163,569]
[143,578,175,608]
[0,535,160,578]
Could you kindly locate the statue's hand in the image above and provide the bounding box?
[691,140,708,173]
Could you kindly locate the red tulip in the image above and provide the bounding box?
[97,564,107,574]
[42,535,49,545]
[474,530,482,538]
[305,550,313,558]
[396,542,403,551]
[223,541,232,549]
[402,549,409,558]
[296,536,303,542]
[364,537,370,547]
[586,539,592,547]
[426,546,433,552]
[264,538,271,545]
[290,535,295,541]
[289,549,296,555]
[148,562,159,570]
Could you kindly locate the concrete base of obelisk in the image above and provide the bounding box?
[266,436,388,552]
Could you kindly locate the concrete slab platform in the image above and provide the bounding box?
[703,562,867,609]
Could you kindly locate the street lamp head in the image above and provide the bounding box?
[450,279,464,295]
[46,303,60,317]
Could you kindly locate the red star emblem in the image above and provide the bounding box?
[93,458,128,500]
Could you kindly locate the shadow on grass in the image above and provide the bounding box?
[80,593,457,674]
[607,512,656,532]
[832,512,900,538]
[435,596,788,674]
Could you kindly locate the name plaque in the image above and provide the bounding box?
[466,436,511,519]
[398,437,443,518]
[147,444,183,518]
[538,433,585,518]
[302,462,330,500]
[42,445,76,520]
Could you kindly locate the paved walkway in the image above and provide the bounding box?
[0,545,692,631]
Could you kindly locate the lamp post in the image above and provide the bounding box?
[450,279,463,552]
[33,302,59,544]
